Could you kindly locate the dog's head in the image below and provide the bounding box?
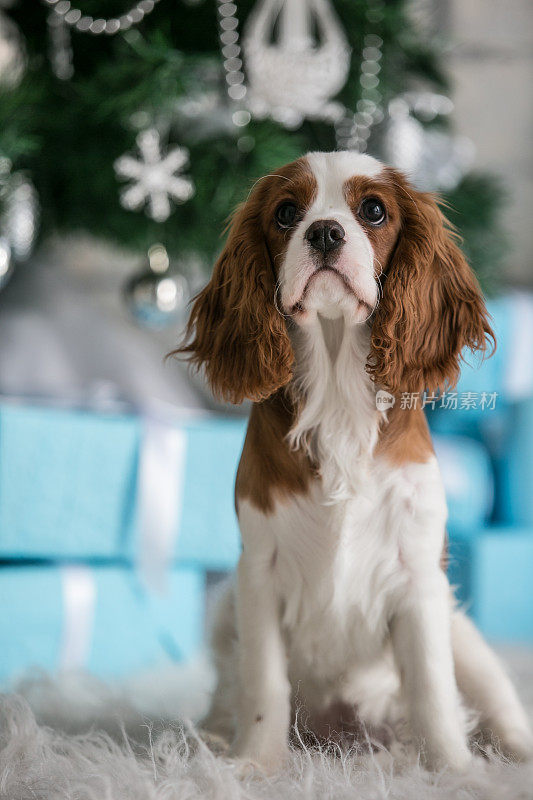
[176,151,493,403]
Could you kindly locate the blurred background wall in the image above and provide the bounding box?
[448,0,533,285]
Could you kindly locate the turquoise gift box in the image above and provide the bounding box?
[0,564,202,681]
[0,403,247,682]
[0,404,245,568]
[448,529,533,641]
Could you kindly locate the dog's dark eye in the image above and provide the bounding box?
[359,198,386,226]
[275,202,298,228]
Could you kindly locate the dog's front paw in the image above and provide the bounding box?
[198,728,230,756]
[421,738,472,773]
[229,738,289,776]
[495,726,533,763]
[229,755,264,780]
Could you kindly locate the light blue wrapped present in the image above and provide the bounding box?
[134,417,246,569]
[449,528,533,641]
[433,435,493,535]
[0,403,245,570]
[450,292,533,401]
[428,292,533,437]
[499,397,533,527]
[0,405,140,559]
[0,564,203,683]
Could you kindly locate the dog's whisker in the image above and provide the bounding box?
[247,173,295,200]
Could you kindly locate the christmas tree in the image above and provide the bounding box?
[1,0,505,290]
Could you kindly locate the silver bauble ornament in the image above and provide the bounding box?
[384,94,475,193]
[0,236,13,290]
[0,10,25,87]
[1,173,39,260]
[124,244,190,328]
[385,98,426,175]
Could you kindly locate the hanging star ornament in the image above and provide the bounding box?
[114,129,194,223]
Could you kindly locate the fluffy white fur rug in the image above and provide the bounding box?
[1,649,532,800]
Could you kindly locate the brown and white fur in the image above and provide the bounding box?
[176,151,533,773]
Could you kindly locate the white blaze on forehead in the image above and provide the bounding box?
[305,151,383,213]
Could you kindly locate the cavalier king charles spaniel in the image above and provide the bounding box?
[176,151,533,773]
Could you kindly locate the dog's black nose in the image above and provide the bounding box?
[305,219,345,254]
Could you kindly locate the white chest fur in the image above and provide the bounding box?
[238,453,447,714]
[238,317,448,710]
[288,318,380,500]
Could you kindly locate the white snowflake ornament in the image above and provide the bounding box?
[114,129,194,223]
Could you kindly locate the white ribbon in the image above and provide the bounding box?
[59,565,96,672]
[136,413,187,591]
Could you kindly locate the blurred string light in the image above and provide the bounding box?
[335,0,385,151]
[47,9,73,79]
[216,0,254,152]
[217,1,246,104]
[42,0,162,79]
[42,0,161,36]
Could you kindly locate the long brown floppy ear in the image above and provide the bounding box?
[368,170,494,394]
[172,195,294,404]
